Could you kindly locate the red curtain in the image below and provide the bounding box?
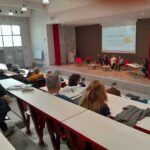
[53,24,61,65]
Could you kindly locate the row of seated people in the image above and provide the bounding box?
[1,64,49,88]
[76,55,128,71]
[76,55,149,77]
[0,72,149,149]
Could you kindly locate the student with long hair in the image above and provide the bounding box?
[81,80,110,116]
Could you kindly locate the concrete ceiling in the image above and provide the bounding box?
[47,0,150,26]
[0,0,44,10]
[1,0,150,26]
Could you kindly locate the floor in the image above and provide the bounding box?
[49,64,150,85]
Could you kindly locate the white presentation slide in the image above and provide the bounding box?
[102,25,136,53]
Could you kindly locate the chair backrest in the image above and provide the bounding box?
[124,59,129,65]
[75,57,82,64]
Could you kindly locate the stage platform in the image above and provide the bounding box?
[44,64,150,96]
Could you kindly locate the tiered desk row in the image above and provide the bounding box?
[0,132,15,150]
[0,78,150,150]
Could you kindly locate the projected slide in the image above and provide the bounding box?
[102,25,136,53]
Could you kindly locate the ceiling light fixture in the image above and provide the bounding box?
[8,10,14,16]
[21,4,27,12]
[42,0,49,5]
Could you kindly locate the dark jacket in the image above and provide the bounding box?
[55,94,77,104]
[99,103,111,116]
[0,100,10,122]
[107,87,121,96]
[115,105,150,127]
[0,84,7,97]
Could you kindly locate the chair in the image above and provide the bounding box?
[85,57,91,64]
[64,128,105,150]
[122,59,129,70]
[75,57,82,66]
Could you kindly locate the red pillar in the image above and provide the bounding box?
[52,24,61,65]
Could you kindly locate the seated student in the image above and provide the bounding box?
[27,67,44,82]
[103,54,109,65]
[46,74,77,104]
[0,84,11,104]
[107,82,121,96]
[68,73,81,86]
[142,58,149,77]
[110,55,117,69]
[0,100,14,136]
[0,85,14,136]
[79,77,86,87]
[80,80,110,116]
[11,64,29,84]
[46,70,52,77]
[59,74,85,102]
[97,54,103,65]
[54,70,64,82]
[115,56,124,71]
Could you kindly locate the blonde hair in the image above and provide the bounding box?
[81,80,107,113]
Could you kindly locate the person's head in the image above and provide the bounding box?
[54,70,60,76]
[119,56,121,59]
[81,77,86,83]
[11,64,19,73]
[68,74,81,86]
[111,82,117,88]
[47,70,52,77]
[46,74,61,94]
[33,67,40,74]
[81,80,107,113]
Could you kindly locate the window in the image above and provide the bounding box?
[0,25,22,47]
[3,36,13,47]
[13,36,22,46]
[1,25,12,35]
[12,25,20,35]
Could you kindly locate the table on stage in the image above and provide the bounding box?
[63,110,150,150]
[0,132,15,150]
[127,63,143,78]
[101,65,111,71]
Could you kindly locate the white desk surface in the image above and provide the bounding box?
[0,78,86,122]
[63,110,150,150]
[0,63,7,70]
[3,71,18,77]
[127,63,142,68]
[107,93,150,131]
[0,132,15,150]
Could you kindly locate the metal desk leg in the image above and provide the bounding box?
[16,98,31,134]
[46,117,61,150]
[29,106,45,146]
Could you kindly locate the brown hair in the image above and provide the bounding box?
[81,80,107,113]
[68,74,81,86]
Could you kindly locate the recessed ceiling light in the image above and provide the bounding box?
[42,0,49,5]
[21,4,27,12]
[8,10,13,16]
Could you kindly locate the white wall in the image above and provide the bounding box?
[29,9,55,65]
[59,25,76,64]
